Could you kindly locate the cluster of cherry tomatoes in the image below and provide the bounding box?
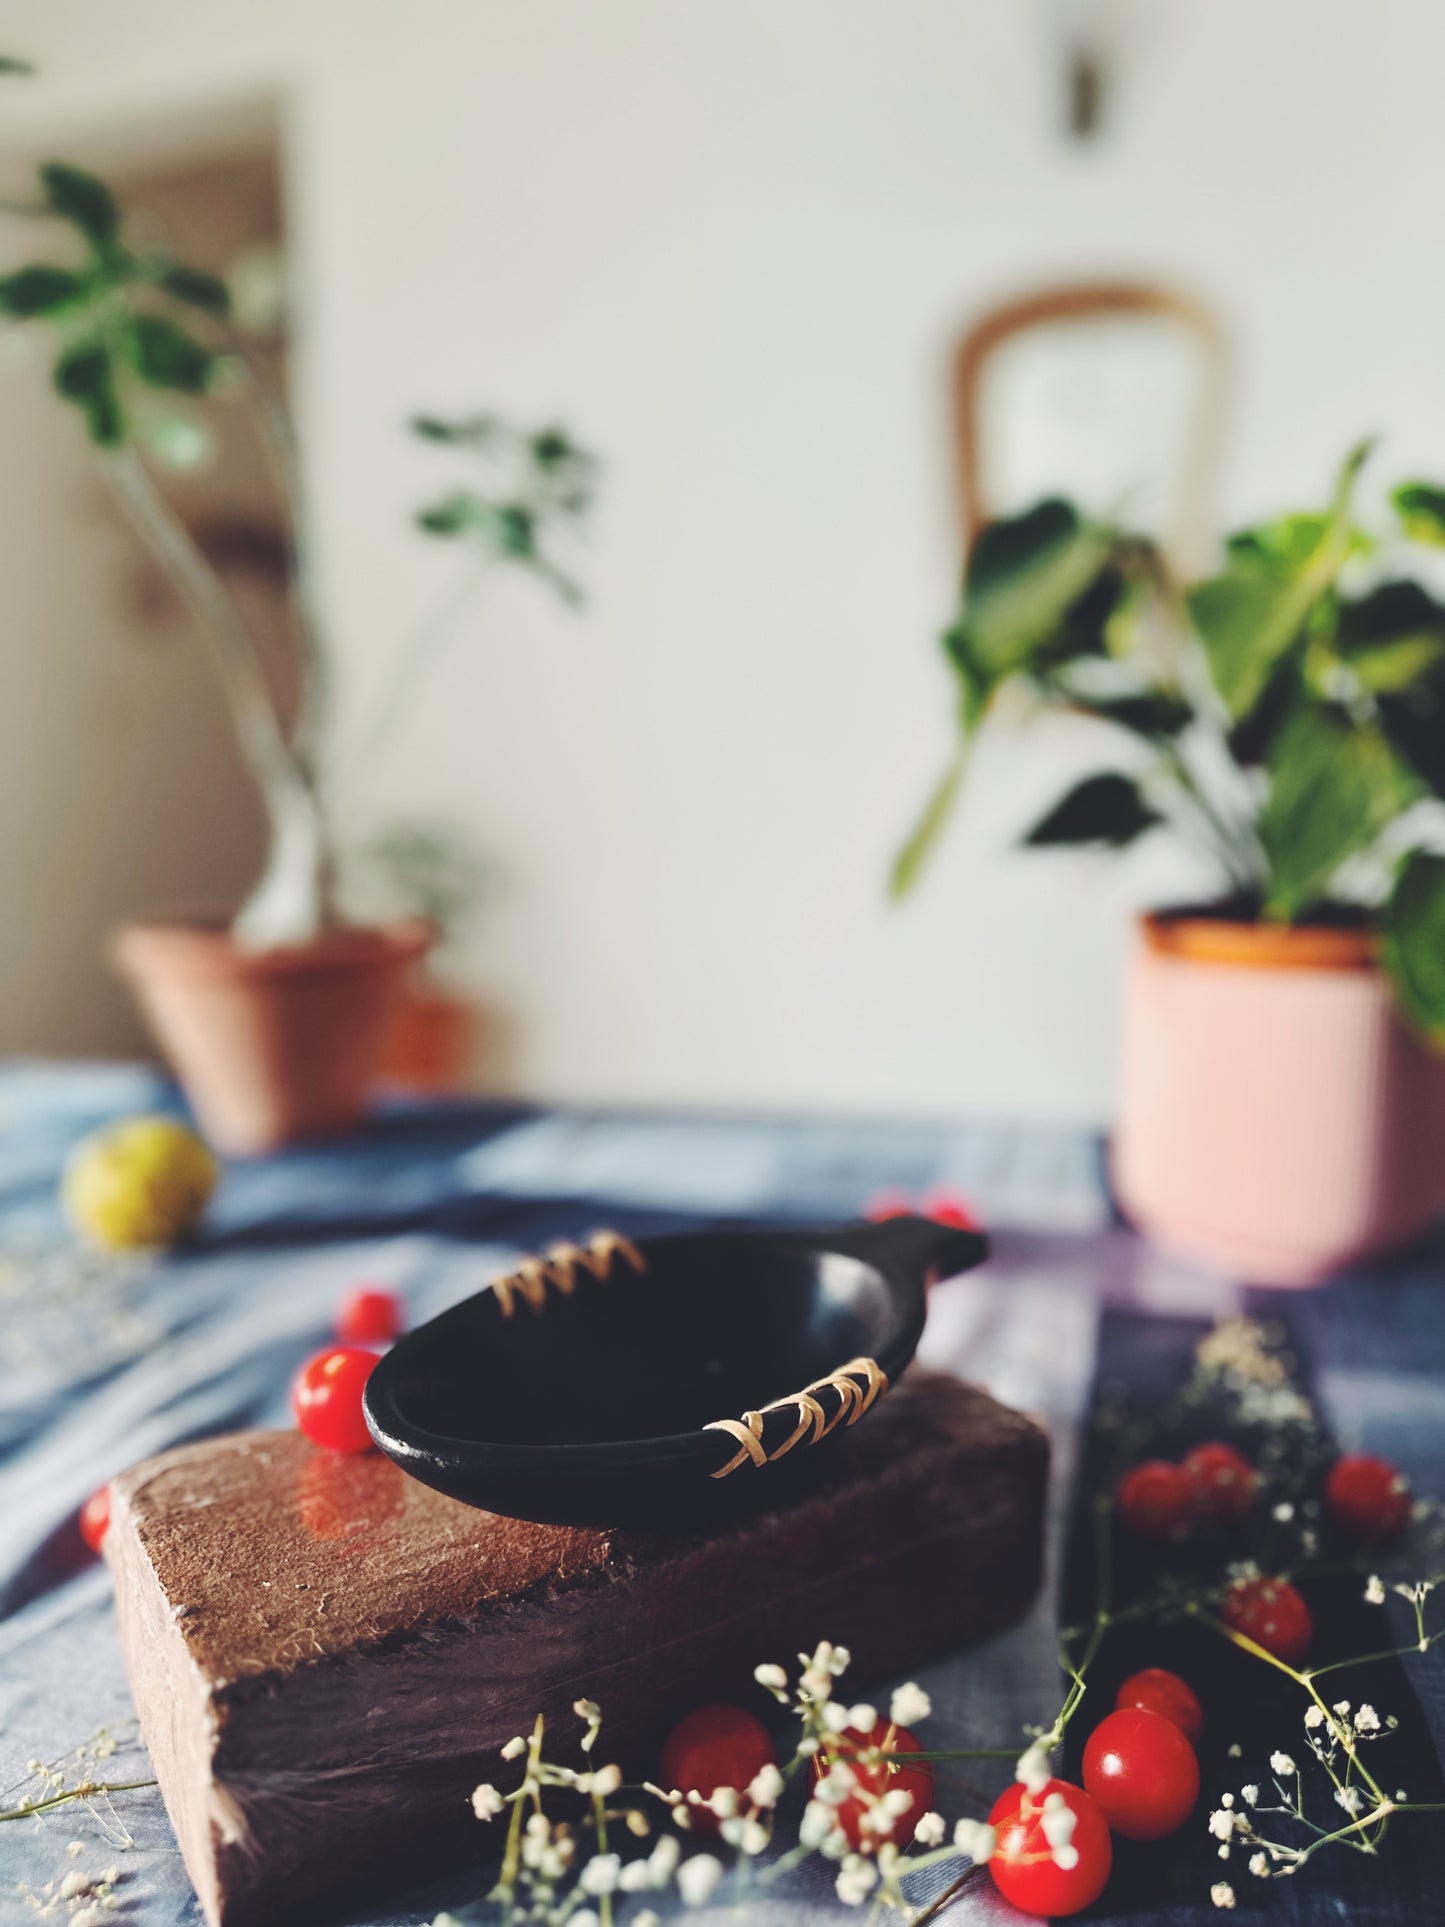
[290,1284,404,1451]
[1115,1440,1257,1539]
[864,1189,979,1230]
[659,1702,933,1853]
[1118,1437,1411,1548]
[989,1666,1206,1914]
[658,1667,1210,1919]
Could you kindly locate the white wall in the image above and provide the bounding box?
[5,0,1445,1123]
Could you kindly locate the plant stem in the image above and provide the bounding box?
[0,1778,156,1821]
[335,552,494,793]
[225,339,330,772]
[102,444,336,941]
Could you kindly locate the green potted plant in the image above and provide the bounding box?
[894,442,1445,1283]
[0,161,595,1151]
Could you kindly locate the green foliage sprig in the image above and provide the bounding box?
[0,161,229,445]
[893,445,1445,1042]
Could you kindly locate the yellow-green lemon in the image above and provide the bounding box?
[63,1115,218,1250]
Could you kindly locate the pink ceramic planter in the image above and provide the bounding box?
[1112,914,1445,1286]
[114,920,430,1156]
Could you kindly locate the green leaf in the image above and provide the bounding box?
[1391,481,1445,548]
[940,621,993,731]
[410,413,500,447]
[415,491,482,535]
[1382,851,1445,1043]
[890,742,969,899]
[130,313,215,393]
[1190,446,1371,721]
[40,161,119,251]
[53,340,123,445]
[1022,772,1161,849]
[1259,705,1416,920]
[963,499,1113,679]
[156,261,230,316]
[1068,689,1193,741]
[1334,580,1445,692]
[0,55,36,74]
[0,264,85,315]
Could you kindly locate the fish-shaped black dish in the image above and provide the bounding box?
[363,1213,987,1527]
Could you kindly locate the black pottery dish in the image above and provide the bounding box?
[364,1214,988,1527]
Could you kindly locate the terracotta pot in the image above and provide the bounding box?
[1113,912,1445,1285]
[379,974,477,1095]
[113,920,431,1155]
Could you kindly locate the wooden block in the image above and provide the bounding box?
[108,1370,1047,1927]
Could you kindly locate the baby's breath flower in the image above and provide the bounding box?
[1270,1751,1296,1777]
[707,1786,739,1820]
[1040,1791,1076,1850]
[500,1736,527,1761]
[1249,1853,1268,1877]
[1355,1704,1381,1733]
[570,1912,599,1927]
[619,1860,653,1893]
[1211,1881,1236,1909]
[1208,1810,1235,1842]
[847,1703,877,1732]
[625,1809,650,1838]
[592,1763,622,1797]
[1220,1793,1234,1809]
[635,1913,659,1927]
[470,1784,504,1821]
[60,1872,92,1900]
[835,1855,877,1906]
[753,1663,789,1697]
[677,1853,723,1908]
[889,1682,932,1727]
[800,1800,836,1849]
[1365,1574,1386,1605]
[1332,1700,1351,1718]
[913,1811,947,1846]
[648,1835,680,1884]
[815,1761,858,1806]
[822,1702,851,1734]
[1242,1786,1259,1806]
[953,1818,996,1863]
[1015,1741,1052,1794]
[580,1854,621,1897]
[738,1819,769,1856]
[748,1763,783,1808]
[1227,1743,1242,1758]
[1273,1502,1294,1522]
[1304,1706,1325,1729]
[1334,1786,1363,1817]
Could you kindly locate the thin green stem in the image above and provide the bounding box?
[0,1779,156,1821]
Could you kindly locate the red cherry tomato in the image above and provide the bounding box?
[920,1188,981,1231]
[1116,1460,1194,1538]
[335,1286,404,1345]
[1182,1441,1257,1521]
[79,1483,111,1555]
[660,1704,776,1839]
[1114,1667,1203,1745]
[812,1717,933,1850]
[987,1777,1112,1918]
[1221,1576,1312,1664]
[1082,1706,1200,1840]
[865,1192,913,1221]
[1326,1454,1411,1542]
[292,1345,380,1454]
